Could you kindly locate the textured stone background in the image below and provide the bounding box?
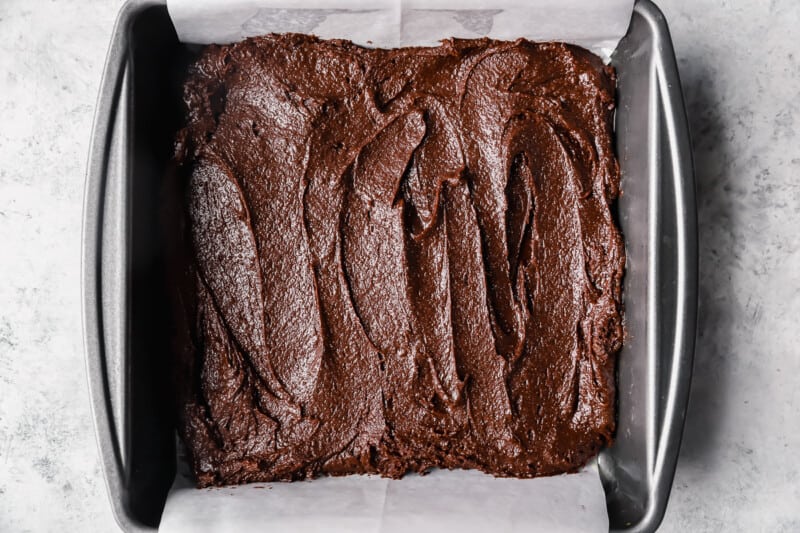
[0,1,798,531]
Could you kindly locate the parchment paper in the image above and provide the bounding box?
[160,1,633,530]
[167,0,633,59]
[160,451,609,533]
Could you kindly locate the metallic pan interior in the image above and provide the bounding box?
[82,1,697,531]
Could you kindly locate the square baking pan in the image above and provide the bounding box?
[82,1,697,531]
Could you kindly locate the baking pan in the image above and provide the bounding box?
[82,1,697,531]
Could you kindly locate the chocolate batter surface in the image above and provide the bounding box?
[171,34,624,487]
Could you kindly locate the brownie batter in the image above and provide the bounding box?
[170,34,624,487]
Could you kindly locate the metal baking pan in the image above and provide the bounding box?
[82,1,697,531]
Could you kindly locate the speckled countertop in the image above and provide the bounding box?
[0,1,798,531]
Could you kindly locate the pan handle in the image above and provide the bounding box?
[647,0,698,527]
[82,2,160,532]
[608,3,699,532]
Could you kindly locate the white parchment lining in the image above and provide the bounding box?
[160,2,633,530]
